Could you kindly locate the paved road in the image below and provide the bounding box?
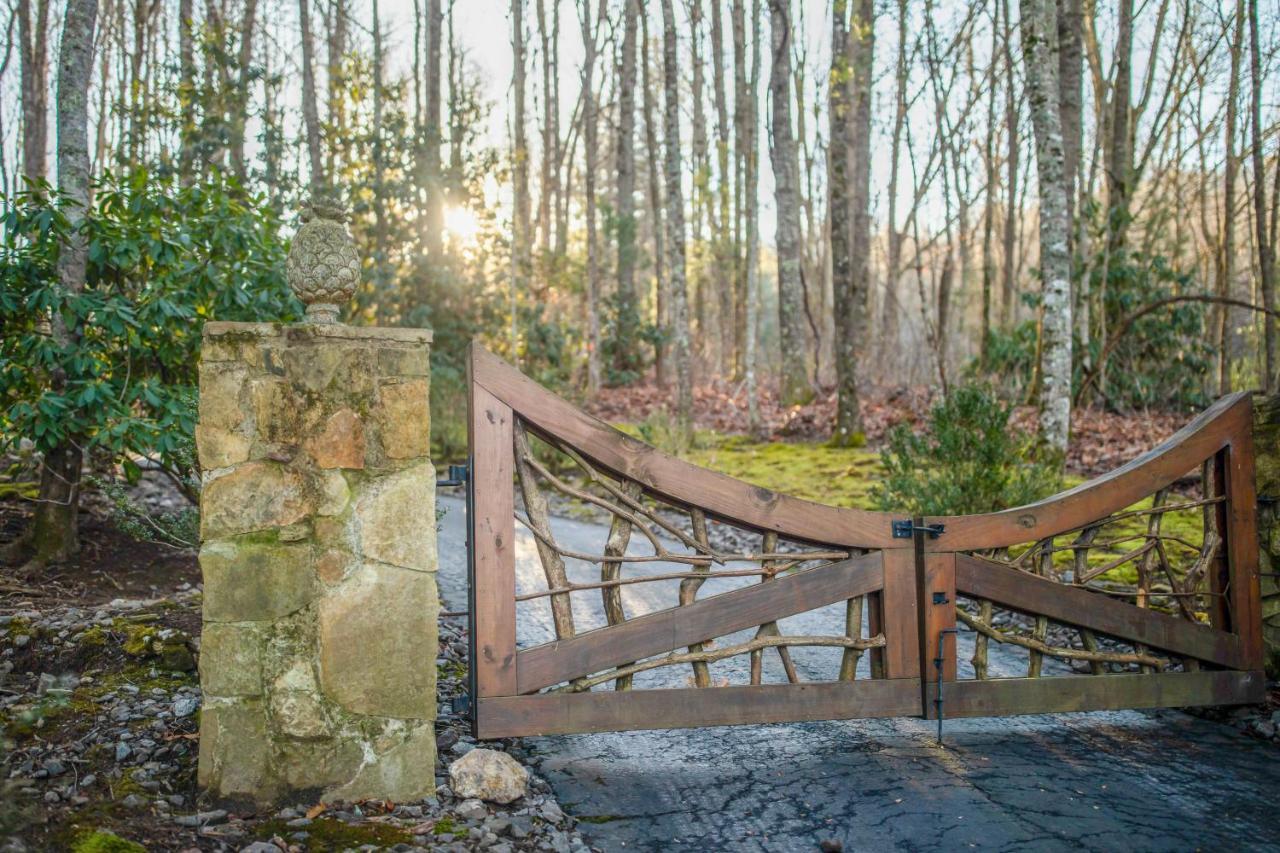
[438,495,1280,852]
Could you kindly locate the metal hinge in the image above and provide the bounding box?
[892,520,945,539]
[436,463,470,487]
[450,693,472,718]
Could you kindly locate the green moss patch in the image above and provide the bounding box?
[71,829,147,853]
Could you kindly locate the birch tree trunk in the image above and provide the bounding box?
[731,0,749,378]
[615,0,639,375]
[768,0,811,405]
[1021,0,1072,455]
[298,0,324,191]
[1001,0,1019,327]
[690,0,715,368]
[22,0,98,573]
[661,0,694,445]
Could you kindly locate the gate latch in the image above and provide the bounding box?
[892,520,945,539]
[437,463,470,487]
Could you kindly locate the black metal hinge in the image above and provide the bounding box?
[892,520,945,539]
[437,463,470,487]
[450,693,471,719]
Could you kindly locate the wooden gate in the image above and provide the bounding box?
[464,343,1264,738]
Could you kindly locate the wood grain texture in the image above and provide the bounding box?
[1223,432,1265,670]
[477,678,922,737]
[468,357,518,698]
[470,344,903,549]
[934,670,1264,718]
[926,393,1253,550]
[516,551,885,694]
[954,553,1243,668]
[922,552,957,686]
[880,549,920,679]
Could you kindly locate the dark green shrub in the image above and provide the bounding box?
[872,383,1062,516]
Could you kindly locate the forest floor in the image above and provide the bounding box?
[585,378,1190,478]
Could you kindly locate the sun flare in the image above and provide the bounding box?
[443,204,481,246]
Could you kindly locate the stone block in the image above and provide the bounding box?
[354,463,436,571]
[277,737,364,791]
[314,470,351,516]
[374,380,431,460]
[199,362,249,431]
[198,699,276,802]
[201,540,317,622]
[306,409,366,469]
[318,563,438,718]
[196,424,251,470]
[328,720,436,802]
[270,690,331,739]
[200,622,264,697]
[201,462,310,539]
[249,377,306,446]
[378,347,431,377]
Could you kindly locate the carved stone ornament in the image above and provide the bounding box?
[286,199,361,324]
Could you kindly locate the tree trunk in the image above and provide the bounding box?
[425,0,443,258]
[298,0,324,191]
[1249,0,1276,390]
[689,0,715,369]
[642,8,668,387]
[614,0,639,378]
[228,0,259,180]
[177,0,196,183]
[581,0,602,393]
[768,0,811,405]
[878,0,907,363]
[1021,0,1072,454]
[711,0,733,377]
[1056,0,1081,235]
[731,0,749,378]
[1001,0,1019,327]
[830,0,870,445]
[661,0,693,445]
[512,0,531,312]
[1106,0,1132,254]
[324,0,348,181]
[1218,0,1244,394]
[25,0,98,572]
[18,0,51,183]
[371,0,387,318]
[744,0,763,435]
[536,0,558,256]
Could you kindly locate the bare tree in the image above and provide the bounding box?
[711,0,734,376]
[18,0,51,182]
[20,0,99,573]
[744,0,763,434]
[768,0,811,405]
[536,0,559,256]
[1218,1,1244,392]
[580,0,604,392]
[1021,0,1072,453]
[641,7,668,387]
[512,0,531,316]
[299,0,324,190]
[425,0,444,258]
[1249,0,1276,389]
[615,0,639,369]
[878,0,908,360]
[829,0,871,445]
[661,0,693,443]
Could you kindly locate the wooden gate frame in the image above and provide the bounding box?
[465,343,1264,738]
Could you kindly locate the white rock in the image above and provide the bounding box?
[448,748,529,804]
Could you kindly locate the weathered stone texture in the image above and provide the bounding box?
[1254,396,1280,675]
[449,748,529,804]
[319,563,438,718]
[197,321,436,805]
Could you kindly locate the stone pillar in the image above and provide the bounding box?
[196,200,438,804]
[1253,396,1280,675]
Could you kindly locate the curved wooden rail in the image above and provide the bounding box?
[469,343,905,549]
[927,391,1254,551]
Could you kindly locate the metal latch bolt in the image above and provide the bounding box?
[891,520,945,539]
[437,463,470,487]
